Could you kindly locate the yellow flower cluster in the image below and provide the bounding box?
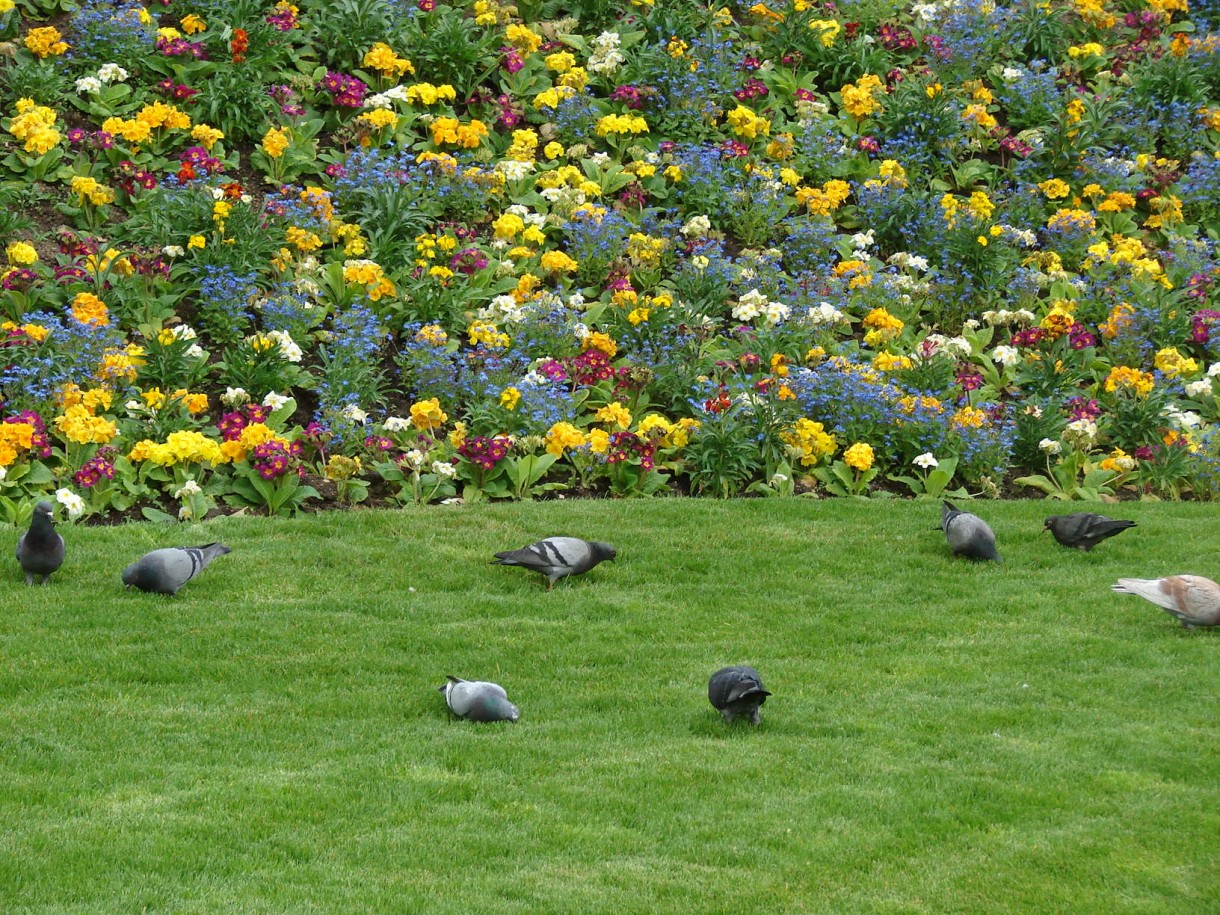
[430,117,489,148]
[97,345,142,384]
[951,406,987,429]
[505,23,542,53]
[405,83,456,106]
[363,42,415,77]
[25,26,69,57]
[70,176,116,207]
[414,324,448,346]
[843,441,875,471]
[595,402,632,429]
[506,128,539,161]
[262,126,291,158]
[545,421,586,457]
[636,414,698,448]
[582,331,618,357]
[191,123,225,149]
[539,250,577,274]
[1104,366,1155,398]
[1100,448,1137,473]
[626,233,666,266]
[499,386,521,411]
[8,99,61,156]
[795,179,850,217]
[862,308,904,348]
[726,105,770,139]
[533,86,577,110]
[71,292,109,327]
[1099,301,1135,339]
[1046,208,1096,234]
[218,423,290,463]
[3,320,50,342]
[467,320,510,349]
[6,241,37,265]
[180,13,206,34]
[595,114,649,137]
[0,422,36,467]
[129,430,225,466]
[781,418,838,467]
[809,18,840,46]
[960,103,997,131]
[357,109,399,133]
[141,387,209,413]
[342,259,385,285]
[410,397,447,431]
[1154,346,1198,378]
[873,352,913,371]
[54,404,117,445]
[840,74,885,119]
[1038,178,1071,200]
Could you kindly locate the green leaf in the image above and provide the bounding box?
[140,507,179,524]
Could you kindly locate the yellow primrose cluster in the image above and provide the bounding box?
[141,387,209,414]
[405,82,456,106]
[1104,366,1155,398]
[70,176,116,207]
[581,331,617,357]
[262,126,291,158]
[54,403,117,445]
[410,397,447,431]
[0,421,37,467]
[24,26,68,57]
[467,320,510,349]
[129,430,225,466]
[430,117,489,148]
[70,292,109,327]
[795,178,851,217]
[842,441,875,471]
[840,74,885,119]
[862,308,904,347]
[545,421,586,457]
[2,320,51,342]
[595,114,649,137]
[363,42,414,78]
[782,418,838,467]
[8,99,61,156]
[726,105,770,139]
[595,402,632,429]
[102,103,192,144]
[1154,346,1198,378]
[636,414,698,448]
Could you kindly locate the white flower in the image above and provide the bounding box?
[850,230,875,250]
[1185,377,1213,398]
[0,466,7,481]
[97,64,129,83]
[341,403,369,423]
[174,479,202,499]
[162,245,185,258]
[991,345,1020,368]
[222,387,250,406]
[681,215,712,238]
[732,288,768,323]
[267,329,303,362]
[913,452,939,470]
[762,301,790,326]
[75,76,103,94]
[364,92,394,109]
[431,461,456,478]
[808,302,845,325]
[185,344,207,360]
[178,505,194,521]
[1208,361,1220,377]
[125,400,142,413]
[262,391,289,410]
[55,488,85,519]
[1001,66,1026,83]
[383,416,411,432]
[440,497,464,505]
[770,473,789,485]
[1163,406,1201,429]
[405,449,425,469]
[496,159,535,181]
[1039,438,1063,455]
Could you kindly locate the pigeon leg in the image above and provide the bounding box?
[546,579,554,591]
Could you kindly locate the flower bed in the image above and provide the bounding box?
[1,0,1219,521]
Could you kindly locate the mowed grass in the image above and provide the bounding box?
[1,499,1216,914]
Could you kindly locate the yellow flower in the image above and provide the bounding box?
[587,428,610,454]
[261,126,290,158]
[1154,346,1198,378]
[71,292,109,327]
[843,442,874,472]
[500,387,521,411]
[362,41,414,77]
[1104,366,1155,398]
[410,397,447,431]
[191,123,225,149]
[188,235,206,250]
[54,404,117,445]
[596,402,632,429]
[180,13,206,33]
[539,250,577,274]
[545,421,587,457]
[25,26,69,57]
[781,418,837,467]
[6,241,37,265]
[1038,178,1071,200]
[581,332,617,358]
[839,74,885,119]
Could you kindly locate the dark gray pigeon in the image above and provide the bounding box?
[492,536,616,590]
[708,665,771,724]
[15,500,64,586]
[439,675,520,722]
[1112,575,1220,629]
[122,543,231,595]
[940,501,1000,562]
[1044,513,1136,551]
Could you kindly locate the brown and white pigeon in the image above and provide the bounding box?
[122,543,231,595]
[438,676,520,722]
[940,501,1000,562]
[16,500,64,586]
[708,665,771,724]
[492,537,615,590]
[1045,513,1136,551]
[1112,575,1220,629]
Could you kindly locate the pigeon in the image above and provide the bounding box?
[708,665,772,725]
[940,501,1001,562]
[1045,513,1136,551]
[438,675,520,722]
[491,537,616,590]
[1112,575,1220,629]
[122,543,231,595]
[15,500,64,586]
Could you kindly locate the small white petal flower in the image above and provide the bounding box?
[262,391,289,410]
[1039,438,1063,455]
[431,461,456,478]
[55,488,85,519]
[913,452,939,469]
[383,416,411,432]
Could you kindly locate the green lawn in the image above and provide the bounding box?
[2,499,1216,913]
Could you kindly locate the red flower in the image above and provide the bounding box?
[231,28,248,63]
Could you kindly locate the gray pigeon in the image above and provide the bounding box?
[122,543,231,595]
[1045,513,1136,551]
[708,665,771,724]
[492,537,616,590]
[15,500,64,586]
[438,675,520,722]
[1112,575,1220,629]
[941,501,1001,562]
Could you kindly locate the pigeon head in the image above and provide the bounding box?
[201,542,232,556]
[591,541,617,563]
[32,501,55,522]
[121,562,141,587]
[490,697,521,723]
